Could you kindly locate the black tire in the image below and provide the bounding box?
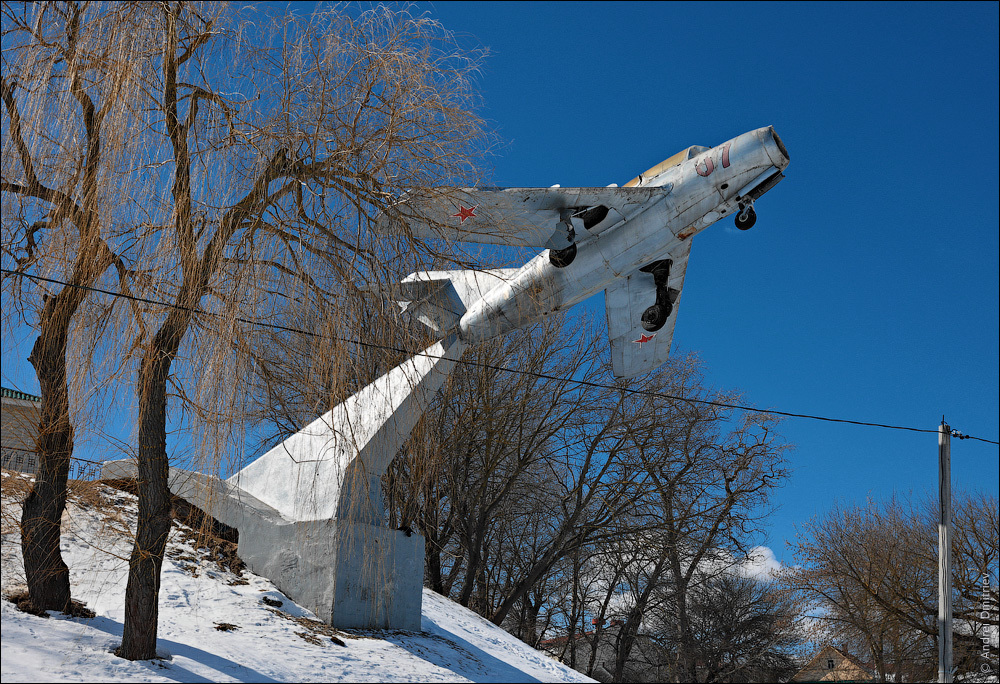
[641,302,672,332]
[735,205,756,230]
[549,242,577,268]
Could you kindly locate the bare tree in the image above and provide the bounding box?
[387,317,604,609]
[2,1,161,613]
[670,573,802,683]
[649,408,789,683]
[783,491,999,682]
[389,315,792,683]
[571,385,789,683]
[446,348,791,683]
[5,0,487,659]
[117,2,486,660]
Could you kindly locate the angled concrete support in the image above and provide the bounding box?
[103,337,466,630]
[229,337,466,524]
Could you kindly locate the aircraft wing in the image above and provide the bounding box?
[379,187,672,248]
[605,239,692,378]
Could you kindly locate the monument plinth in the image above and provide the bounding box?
[103,337,466,630]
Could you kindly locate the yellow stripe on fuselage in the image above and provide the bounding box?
[623,146,704,187]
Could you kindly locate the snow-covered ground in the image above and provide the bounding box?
[1,473,592,683]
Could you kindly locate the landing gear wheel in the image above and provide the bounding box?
[641,302,672,332]
[735,205,756,230]
[549,242,577,268]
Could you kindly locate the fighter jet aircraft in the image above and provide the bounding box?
[379,126,789,378]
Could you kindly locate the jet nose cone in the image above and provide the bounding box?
[762,125,790,168]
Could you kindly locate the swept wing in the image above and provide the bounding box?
[605,239,692,378]
[380,186,672,248]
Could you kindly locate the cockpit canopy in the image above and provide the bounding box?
[624,145,709,187]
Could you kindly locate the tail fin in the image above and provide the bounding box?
[388,269,520,333]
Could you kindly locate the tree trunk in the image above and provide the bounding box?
[20,297,83,613]
[674,584,698,683]
[490,521,581,625]
[523,589,542,646]
[457,531,483,607]
[117,348,176,660]
[426,533,445,594]
[612,554,668,682]
[612,616,642,682]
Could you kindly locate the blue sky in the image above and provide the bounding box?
[3,1,997,561]
[416,0,1000,557]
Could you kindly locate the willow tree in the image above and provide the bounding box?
[1,1,160,613]
[4,0,486,660]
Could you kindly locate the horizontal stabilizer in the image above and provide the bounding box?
[388,268,520,333]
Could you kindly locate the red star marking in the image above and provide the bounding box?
[451,205,477,224]
[632,333,657,345]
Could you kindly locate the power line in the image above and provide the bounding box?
[3,267,998,446]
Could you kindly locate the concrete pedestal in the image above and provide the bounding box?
[101,462,425,629]
[102,337,465,630]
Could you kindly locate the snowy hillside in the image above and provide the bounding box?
[1,473,592,683]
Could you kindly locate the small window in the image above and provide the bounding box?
[827,658,835,669]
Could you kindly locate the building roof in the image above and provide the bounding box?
[791,644,876,682]
[1,387,42,403]
[538,621,626,649]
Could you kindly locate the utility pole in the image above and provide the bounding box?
[938,418,953,684]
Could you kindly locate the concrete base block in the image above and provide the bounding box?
[100,461,424,630]
[242,517,424,630]
[99,338,468,631]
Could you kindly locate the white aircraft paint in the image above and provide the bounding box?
[387,125,790,377]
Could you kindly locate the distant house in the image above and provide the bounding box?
[790,645,875,683]
[1,387,42,475]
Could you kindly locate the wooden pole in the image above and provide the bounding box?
[938,418,953,683]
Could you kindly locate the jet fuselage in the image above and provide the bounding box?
[457,126,790,343]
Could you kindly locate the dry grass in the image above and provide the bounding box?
[2,471,249,605]
[6,589,96,619]
[0,469,32,501]
[1,471,31,542]
[265,607,361,646]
